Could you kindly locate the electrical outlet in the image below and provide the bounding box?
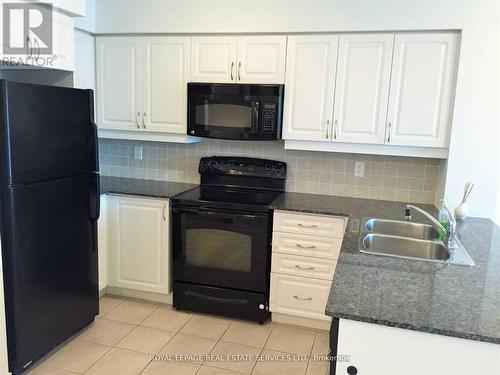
[133,146,143,160]
[354,161,365,177]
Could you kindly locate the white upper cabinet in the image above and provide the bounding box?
[333,34,394,144]
[190,35,286,84]
[190,36,237,83]
[386,33,458,148]
[96,36,191,136]
[142,37,190,133]
[283,35,338,141]
[236,36,287,84]
[96,37,142,131]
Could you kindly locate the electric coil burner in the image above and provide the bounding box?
[171,156,286,323]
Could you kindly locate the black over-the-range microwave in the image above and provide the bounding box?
[187,83,284,140]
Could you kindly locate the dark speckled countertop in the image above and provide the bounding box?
[271,192,500,345]
[99,177,500,344]
[100,176,197,199]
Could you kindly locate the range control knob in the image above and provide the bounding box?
[259,304,265,310]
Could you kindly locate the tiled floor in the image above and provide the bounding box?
[28,296,329,375]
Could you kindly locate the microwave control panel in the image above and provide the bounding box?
[262,103,277,132]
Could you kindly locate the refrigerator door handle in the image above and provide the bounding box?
[89,174,100,221]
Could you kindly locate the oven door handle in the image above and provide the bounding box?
[185,291,249,306]
[172,207,265,220]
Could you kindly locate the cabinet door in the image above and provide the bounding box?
[236,36,286,84]
[108,196,169,294]
[142,37,190,134]
[96,37,142,131]
[386,33,458,147]
[74,30,95,90]
[333,34,394,144]
[190,36,237,83]
[282,35,338,141]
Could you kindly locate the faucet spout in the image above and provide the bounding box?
[406,204,445,232]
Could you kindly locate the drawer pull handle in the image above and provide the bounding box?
[296,244,316,249]
[294,265,315,270]
[297,223,318,228]
[293,295,313,301]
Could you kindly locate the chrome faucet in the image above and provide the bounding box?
[405,204,457,252]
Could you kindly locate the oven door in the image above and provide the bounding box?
[172,205,270,293]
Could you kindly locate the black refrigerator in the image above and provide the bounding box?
[0,80,100,374]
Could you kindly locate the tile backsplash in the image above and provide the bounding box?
[99,139,443,204]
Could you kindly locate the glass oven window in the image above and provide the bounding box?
[186,229,252,272]
[195,103,252,128]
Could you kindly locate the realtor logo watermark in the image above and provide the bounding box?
[2,2,55,68]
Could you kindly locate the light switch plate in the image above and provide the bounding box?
[354,161,365,177]
[133,146,143,160]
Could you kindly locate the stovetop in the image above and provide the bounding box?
[171,185,282,212]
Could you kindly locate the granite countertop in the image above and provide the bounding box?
[271,192,500,344]
[100,176,197,199]
[99,177,500,344]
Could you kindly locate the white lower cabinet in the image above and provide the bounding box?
[107,195,170,294]
[336,318,500,375]
[270,211,347,323]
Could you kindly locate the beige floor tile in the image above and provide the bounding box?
[77,319,135,346]
[159,333,217,364]
[116,326,175,354]
[97,296,123,318]
[306,360,329,375]
[221,321,272,348]
[179,315,231,340]
[197,365,243,375]
[104,300,158,325]
[140,360,200,375]
[311,332,329,356]
[43,340,110,373]
[85,348,150,375]
[252,349,308,375]
[265,326,316,356]
[140,305,192,332]
[206,341,261,374]
[27,364,79,375]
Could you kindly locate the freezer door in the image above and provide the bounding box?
[0,80,97,185]
[0,173,99,374]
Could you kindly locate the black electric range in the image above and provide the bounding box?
[171,156,286,323]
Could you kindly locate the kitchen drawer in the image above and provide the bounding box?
[270,273,331,321]
[272,253,337,280]
[273,210,346,238]
[272,231,342,259]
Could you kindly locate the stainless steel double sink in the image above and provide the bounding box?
[358,218,475,266]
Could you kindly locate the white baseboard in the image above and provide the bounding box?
[105,286,172,305]
[272,313,331,331]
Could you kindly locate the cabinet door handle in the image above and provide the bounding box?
[387,122,392,142]
[142,112,147,129]
[238,61,242,81]
[293,296,313,301]
[162,204,167,221]
[334,120,338,140]
[326,120,330,139]
[136,112,141,129]
[297,223,318,228]
[296,244,316,249]
[294,265,315,270]
[230,62,235,81]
